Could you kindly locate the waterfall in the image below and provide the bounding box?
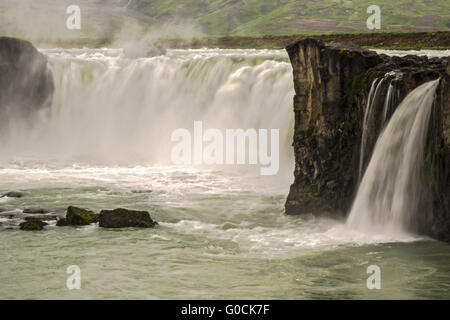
[347,79,440,235]
[358,73,402,182]
[358,78,380,181]
[0,48,295,171]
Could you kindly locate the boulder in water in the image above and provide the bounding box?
[99,208,157,228]
[20,218,47,231]
[62,206,99,226]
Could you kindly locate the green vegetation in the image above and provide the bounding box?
[1,0,449,40]
[125,0,450,35]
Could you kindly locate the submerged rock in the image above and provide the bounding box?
[63,206,98,226]
[2,192,23,198]
[56,218,69,226]
[23,208,49,214]
[131,189,153,194]
[99,208,157,228]
[19,218,47,231]
[25,215,57,221]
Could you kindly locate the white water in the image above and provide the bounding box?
[376,49,450,58]
[359,78,381,181]
[347,79,440,235]
[0,48,295,177]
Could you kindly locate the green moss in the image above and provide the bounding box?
[66,206,98,225]
[20,218,46,231]
[344,74,365,107]
[436,143,446,158]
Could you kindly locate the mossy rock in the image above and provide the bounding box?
[19,218,47,231]
[99,208,158,228]
[65,206,99,225]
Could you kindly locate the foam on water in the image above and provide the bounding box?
[375,49,450,58]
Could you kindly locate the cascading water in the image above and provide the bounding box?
[358,77,381,181]
[347,79,440,235]
[358,73,402,182]
[0,48,295,174]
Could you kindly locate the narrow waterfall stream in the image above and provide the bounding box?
[347,79,440,234]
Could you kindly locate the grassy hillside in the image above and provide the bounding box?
[124,0,450,34]
[0,0,449,40]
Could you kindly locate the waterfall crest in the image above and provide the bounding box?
[347,79,440,235]
[0,48,295,170]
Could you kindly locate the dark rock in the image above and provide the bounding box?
[56,218,69,226]
[19,218,47,231]
[25,215,57,221]
[0,37,54,118]
[23,208,49,214]
[99,208,157,228]
[429,58,450,242]
[131,189,153,194]
[64,206,98,226]
[2,191,23,198]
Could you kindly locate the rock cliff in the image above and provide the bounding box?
[285,38,449,241]
[0,37,54,117]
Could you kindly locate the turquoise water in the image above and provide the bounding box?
[1,166,449,299]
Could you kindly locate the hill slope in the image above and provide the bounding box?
[0,0,449,39]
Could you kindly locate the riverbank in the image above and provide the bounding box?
[34,31,450,50]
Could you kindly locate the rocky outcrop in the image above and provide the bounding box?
[57,206,98,226]
[0,37,54,117]
[284,39,382,216]
[99,208,157,228]
[285,38,449,241]
[428,61,450,241]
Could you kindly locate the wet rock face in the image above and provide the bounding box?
[99,208,157,228]
[430,60,450,242]
[284,39,382,216]
[284,38,449,241]
[0,37,54,117]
